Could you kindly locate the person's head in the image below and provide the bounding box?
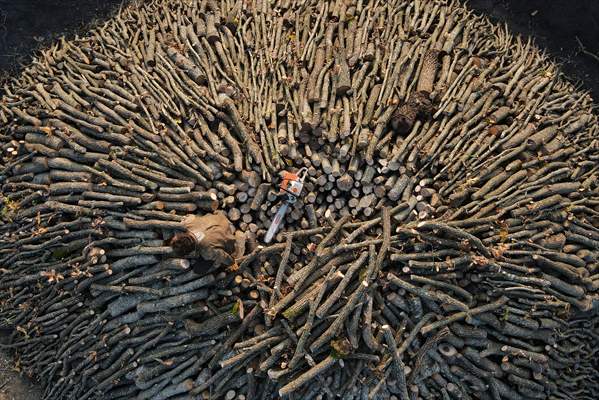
[168,212,237,271]
[169,232,197,257]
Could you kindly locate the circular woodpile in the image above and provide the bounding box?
[0,0,598,399]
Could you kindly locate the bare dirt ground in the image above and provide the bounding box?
[0,349,41,400]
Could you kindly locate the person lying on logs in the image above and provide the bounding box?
[167,211,243,336]
[168,211,239,272]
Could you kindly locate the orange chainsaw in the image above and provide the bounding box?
[264,167,308,243]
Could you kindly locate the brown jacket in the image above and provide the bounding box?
[170,212,236,270]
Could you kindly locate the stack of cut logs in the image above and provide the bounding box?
[0,0,598,399]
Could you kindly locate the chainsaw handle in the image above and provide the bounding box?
[296,167,308,183]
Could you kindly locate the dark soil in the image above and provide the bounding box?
[0,330,41,400]
[0,0,125,80]
[0,349,41,400]
[469,0,599,100]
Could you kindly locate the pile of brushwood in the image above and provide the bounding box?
[0,0,598,399]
